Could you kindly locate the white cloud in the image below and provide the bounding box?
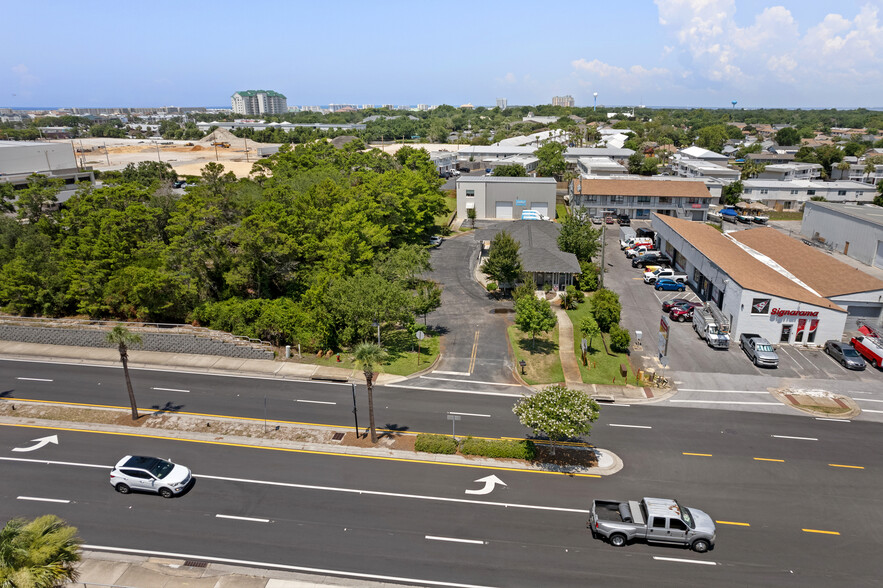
[12,63,38,86]
[571,58,668,92]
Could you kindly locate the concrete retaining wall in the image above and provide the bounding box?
[0,325,274,360]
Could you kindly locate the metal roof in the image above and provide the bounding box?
[804,201,883,228]
[457,176,556,184]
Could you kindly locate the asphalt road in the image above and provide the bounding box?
[0,358,528,439]
[0,405,879,587]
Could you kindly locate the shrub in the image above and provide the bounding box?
[578,261,600,291]
[415,434,458,454]
[543,282,553,293]
[561,285,583,309]
[459,437,537,460]
[609,323,631,352]
[486,282,498,292]
[591,289,621,332]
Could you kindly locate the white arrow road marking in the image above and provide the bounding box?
[12,435,59,452]
[16,377,53,382]
[465,475,506,495]
[18,496,70,504]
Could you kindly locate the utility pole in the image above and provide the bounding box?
[154,141,161,163]
[103,143,110,166]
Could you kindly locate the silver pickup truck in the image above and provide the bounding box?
[588,497,716,552]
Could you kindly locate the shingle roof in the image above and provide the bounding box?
[729,227,883,297]
[652,215,844,311]
[474,220,581,273]
[575,178,712,198]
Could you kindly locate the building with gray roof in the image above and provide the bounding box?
[456,176,556,221]
[801,202,883,269]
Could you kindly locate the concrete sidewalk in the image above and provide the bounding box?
[0,340,407,387]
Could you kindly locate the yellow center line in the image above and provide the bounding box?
[753,457,785,462]
[683,452,712,457]
[0,422,601,478]
[468,330,479,374]
[715,521,750,527]
[802,528,840,535]
[828,464,864,469]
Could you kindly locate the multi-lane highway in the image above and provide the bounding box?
[1,359,880,586]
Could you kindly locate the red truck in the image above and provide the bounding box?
[850,324,883,369]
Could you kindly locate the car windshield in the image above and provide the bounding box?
[145,458,175,479]
[679,504,696,529]
[757,344,774,352]
[842,348,860,357]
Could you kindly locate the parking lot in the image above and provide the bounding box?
[606,220,881,384]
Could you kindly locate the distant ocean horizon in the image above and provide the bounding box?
[4,105,882,111]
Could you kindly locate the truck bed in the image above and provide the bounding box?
[593,500,643,523]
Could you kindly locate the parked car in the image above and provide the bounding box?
[588,497,716,552]
[109,455,192,498]
[429,235,443,247]
[739,333,779,368]
[824,341,866,370]
[643,267,688,284]
[617,215,631,226]
[605,216,615,224]
[669,303,697,322]
[632,252,671,269]
[654,278,686,292]
[173,180,186,188]
[635,228,655,239]
[591,216,603,225]
[662,298,699,313]
[850,328,883,368]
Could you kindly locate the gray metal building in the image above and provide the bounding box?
[456,176,556,220]
[801,202,883,269]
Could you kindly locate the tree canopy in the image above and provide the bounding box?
[557,209,601,262]
[512,384,601,450]
[481,231,524,289]
[534,141,567,179]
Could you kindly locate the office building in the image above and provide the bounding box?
[231,90,288,115]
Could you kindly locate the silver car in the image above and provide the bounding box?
[824,340,866,370]
[110,455,192,498]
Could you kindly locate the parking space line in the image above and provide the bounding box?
[856,398,883,403]
[215,514,270,523]
[860,409,883,414]
[815,418,851,422]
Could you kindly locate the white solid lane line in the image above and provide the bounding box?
[772,435,818,441]
[215,514,270,523]
[432,371,471,376]
[296,399,336,405]
[425,535,485,545]
[653,556,716,566]
[420,376,516,387]
[385,384,523,398]
[16,377,53,382]
[815,418,851,423]
[669,400,780,405]
[18,496,70,503]
[83,545,495,588]
[608,424,652,429]
[860,409,883,414]
[447,412,491,418]
[151,387,190,393]
[0,457,592,515]
[676,389,769,394]
[856,398,883,403]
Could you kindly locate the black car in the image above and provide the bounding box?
[173,180,186,188]
[636,228,655,239]
[617,215,631,226]
[632,252,671,268]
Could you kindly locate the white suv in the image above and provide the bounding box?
[110,455,192,498]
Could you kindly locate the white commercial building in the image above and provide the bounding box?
[577,157,627,176]
[757,162,823,181]
[570,177,712,220]
[742,179,875,210]
[675,159,741,182]
[0,141,93,200]
[801,202,883,269]
[456,176,556,220]
[231,90,288,115]
[678,146,729,164]
[652,215,883,346]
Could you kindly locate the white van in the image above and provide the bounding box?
[521,209,549,221]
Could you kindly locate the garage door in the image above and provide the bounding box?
[495,201,513,219]
[845,304,883,331]
[531,202,549,217]
[874,240,883,269]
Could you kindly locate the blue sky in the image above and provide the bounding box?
[3,0,881,109]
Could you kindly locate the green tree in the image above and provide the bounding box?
[325,274,413,347]
[512,384,600,452]
[640,156,660,176]
[579,313,601,352]
[577,261,600,291]
[722,180,744,205]
[874,180,883,207]
[0,515,82,587]
[740,161,765,180]
[591,289,621,332]
[467,207,476,228]
[0,183,14,213]
[774,127,801,146]
[514,293,557,349]
[609,323,631,352]
[352,342,387,443]
[374,244,432,287]
[557,209,601,262]
[120,161,178,187]
[864,156,883,184]
[627,152,644,174]
[492,164,528,177]
[105,326,142,420]
[695,125,729,153]
[535,141,567,179]
[412,280,442,325]
[481,231,523,290]
[14,174,63,224]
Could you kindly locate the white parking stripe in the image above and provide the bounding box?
[215,514,270,523]
[653,556,716,566]
[856,398,883,403]
[860,409,883,414]
[432,371,471,376]
[17,496,70,503]
[815,418,851,423]
[425,535,485,545]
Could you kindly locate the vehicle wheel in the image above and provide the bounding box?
[115,483,130,494]
[678,315,685,322]
[754,357,759,367]
[678,286,685,292]
[692,539,710,553]
[655,286,662,291]
[825,346,830,356]
[609,533,627,547]
[159,487,174,499]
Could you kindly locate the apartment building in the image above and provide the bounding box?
[675,159,741,182]
[570,177,712,220]
[231,90,288,115]
[742,179,874,210]
[552,95,575,107]
[756,162,823,181]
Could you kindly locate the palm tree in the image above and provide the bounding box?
[105,325,142,420]
[0,515,82,587]
[352,342,387,443]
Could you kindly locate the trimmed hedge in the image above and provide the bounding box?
[415,434,458,454]
[459,437,537,460]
